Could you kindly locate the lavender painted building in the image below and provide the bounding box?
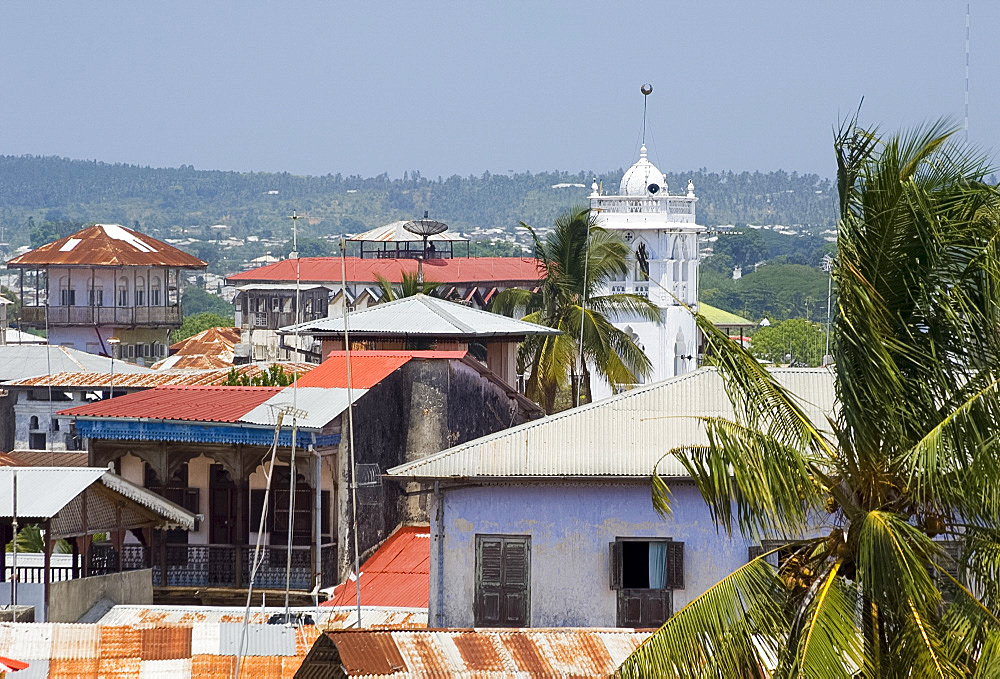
[387,367,837,629]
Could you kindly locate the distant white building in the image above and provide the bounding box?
[590,144,703,397]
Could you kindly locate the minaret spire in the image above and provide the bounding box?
[640,83,653,144]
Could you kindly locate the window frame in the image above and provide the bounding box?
[609,536,684,628]
[474,533,531,628]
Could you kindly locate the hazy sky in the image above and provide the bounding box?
[2,2,994,180]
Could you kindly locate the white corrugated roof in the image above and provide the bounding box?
[0,467,195,530]
[387,367,837,479]
[239,386,368,430]
[0,344,154,382]
[281,294,559,338]
[349,220,469,243]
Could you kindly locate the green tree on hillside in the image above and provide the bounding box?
[181,286,234,317]
[617,121,1000,676]
[492,208,659,413]
[749,318,825,366]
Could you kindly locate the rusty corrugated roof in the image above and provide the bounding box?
[0,451,88,467]
[227,256,542,285]
[7,224,207,268]
[301,628,651,678]
[6,363,314,388]
[323,526,429,608]
[58,385,282,422]
[150,326,242,370]
[1,622,312,678]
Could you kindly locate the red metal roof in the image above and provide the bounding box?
[58,385,282,422]
[7,224,207,269]
[323,525,430,608]
[297,350,466,389]
[227,256,542,285]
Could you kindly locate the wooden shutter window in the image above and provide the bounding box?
[609,541,623,590]
[475,535,530,628]
[666,541,685,589]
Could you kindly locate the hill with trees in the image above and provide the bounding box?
[0,155,837,248]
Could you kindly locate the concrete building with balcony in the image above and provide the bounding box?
[589,145,704,398]
[7,223,207,364]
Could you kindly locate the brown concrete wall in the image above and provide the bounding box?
[48,568,153,623]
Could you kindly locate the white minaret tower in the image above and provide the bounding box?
[589,85,702,398]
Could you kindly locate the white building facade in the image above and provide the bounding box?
[590,144,702,398]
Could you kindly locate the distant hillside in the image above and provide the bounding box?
[0,155,837,247]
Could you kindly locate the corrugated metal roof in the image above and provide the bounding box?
[303,628,650,678]
[0,467,105,519]
[239,387,366,430]
[0,622,316,678]
[283,294,559,339]
[699,302,755,328]
[0,451,89,467]
[323,526,430,608]
[150,327,241,370]
[348,221,469,243]
[6,363,315,388]
[7,224,207,269]
[387,367,837,480]
[59,385,282,422]
[236,282,333,291]
[0,468,195,530]
[4,328,46,344]
[0,345,154,382]
[97,605,427,629]
[297,351,465,389]
[227,256,542,285]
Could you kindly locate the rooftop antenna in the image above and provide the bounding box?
[403,212,448,286]
[284,210,303,623]
[339,236,363,628]
[965,2,970,142]
[640,83,653,145]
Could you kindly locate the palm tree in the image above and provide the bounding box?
[492,208,660,414]
[374,271,441,300]
[617,120,1000,677]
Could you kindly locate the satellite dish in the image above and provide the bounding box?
[403,213,449,237]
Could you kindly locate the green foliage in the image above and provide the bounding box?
[28,218,85,248]
[701,263,830,322]
[617,120,1000,677]
[469,239,524,257]
[712,229,766,270]
[374,272,441,301]
[492,208,658,414]
[173,311,233,342]
[223,364,296,386]
[5,525,72,554]
[750,318,826,366]
[0,156,837,256]
[181,286,234,318]
[283,237,335,258]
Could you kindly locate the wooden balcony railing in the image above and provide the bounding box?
[20,305,184,327]
[89,542,338,590]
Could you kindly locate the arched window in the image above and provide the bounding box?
[135,277,146,306]
[150,276,161,306]
[88,281,104,307]
[59,277,75,306]
[29,416,39,430]
[118,277,129,307]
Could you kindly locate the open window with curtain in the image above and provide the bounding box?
[610,538,684,627]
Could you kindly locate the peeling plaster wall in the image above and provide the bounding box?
[431,482,758,629]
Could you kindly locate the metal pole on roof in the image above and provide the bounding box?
[340,237,363,628]
[10,471,17,607]
[284,210,303,623]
